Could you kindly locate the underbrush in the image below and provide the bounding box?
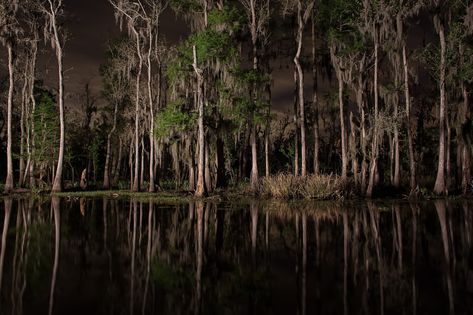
[258,173,355,200]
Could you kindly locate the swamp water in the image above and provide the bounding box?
[0,197,472,314]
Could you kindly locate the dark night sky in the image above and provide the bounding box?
[35,1,432,118]
[37,0,295,116]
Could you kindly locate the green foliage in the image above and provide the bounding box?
[167,7,241,84]
[207,6,245,32]
[32,88,59,168]
[155,99,197,140]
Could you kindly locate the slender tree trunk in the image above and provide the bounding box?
[403,45,416,192]
[4,44,14,194]
[250,124,259,190]
[132,31,142,192]
[193,46,206,197]
[312,13,319,175]
[265,128,270,177]
[113,138,122,185]
[293,69,299,176]
[367,39,380,197]
[103,102,118,189]
[393,82,400,188]
[19,63,29,187]
[338,69,348,179]
[295,0,307,177]
[51,5,65,193]
[250,3,259,189]
[461,82,471,194]
[205,144,212,192]
[434,24,447,195]
[147,28,155,192]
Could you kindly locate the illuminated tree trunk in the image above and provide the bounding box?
[311,11,319,175]
[147,26,155,192]
[294,0,307,177]
[338,72,348,179]
[4,43,14,193]
[49,0,65,193]
[132,31,143,192]
[403,45,416,192]
[434,23,447,195]
[250,0,259,190]
[367,38,380,197]
[103,102,118,189]
[193,46,206,197]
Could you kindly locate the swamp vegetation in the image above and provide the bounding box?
[1,0,473,198]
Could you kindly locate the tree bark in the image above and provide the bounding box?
[193,46,206,197]
[103,102,118,189]
[250,0,259,189]
[366,38,380,197]
[294,0,307,177]
[338,70,348,179]
[312,11,319,175]
[434,23,447,195]
[403,45,416,192]
[147,26,155,192]
[4,44,14,194]
[50,1,65,193]
[132,30,142,192]
[461,82,471,194]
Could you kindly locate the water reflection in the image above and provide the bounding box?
[0,198,472,314]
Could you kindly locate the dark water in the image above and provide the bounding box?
[0,197,472,315]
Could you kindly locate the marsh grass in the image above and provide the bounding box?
[258,174,354,200]
[52,190,192,203]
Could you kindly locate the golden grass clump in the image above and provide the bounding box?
[259,173,354,200]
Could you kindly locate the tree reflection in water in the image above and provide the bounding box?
[0,198,472,314]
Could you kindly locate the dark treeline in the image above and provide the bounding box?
[1,0,473,197]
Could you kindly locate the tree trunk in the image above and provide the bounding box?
[403,45,416,192]
[51,7,65,193]
[193,46,206,197]
[103,102,118,189]
[19,62,29,187]
[461,82,471,194]
[366,39,380,197]
[338,69,348,179]
[250,2,259,190]
[250,124,259,190]
[434,24,447,195]
[113,138,122,185]
[4,44,14,194]
[132,31,142,192]
[312,13,319,175]
[393,95,400,188]
[205,143,212,193]
[147,29,155,192]
[293,69,299,176]
[295,0,307,177]
[265,128,270,177]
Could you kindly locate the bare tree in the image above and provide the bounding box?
[239,0,270,187]
[432,0,448,195]
[284,0,314,177]
[0,1,20,193]
[109,0,147,192]
[38,0,66,192]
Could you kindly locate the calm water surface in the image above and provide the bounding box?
[0,197,472,315]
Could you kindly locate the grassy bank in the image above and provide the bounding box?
[51,190,194,203]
